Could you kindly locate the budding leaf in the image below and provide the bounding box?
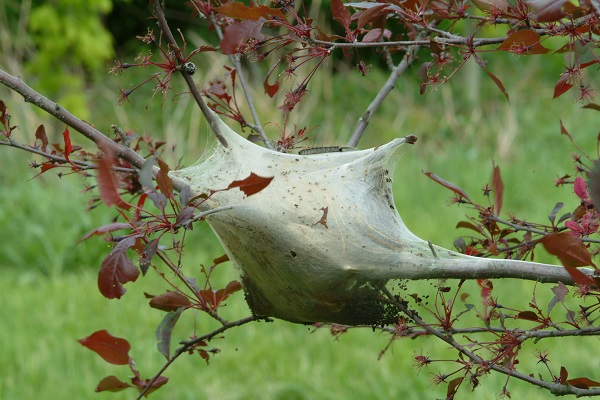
[78,330,131,365]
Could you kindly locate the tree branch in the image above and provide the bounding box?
[0,68,191,192]
[379,286,600,397]
[347,40,421,147]
[151,0,229,148]
[207,13,274,150]
[135,315,263,399]
[0,69,145,167]
[0,138,136,173]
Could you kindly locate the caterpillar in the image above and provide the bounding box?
[298,146,356,155]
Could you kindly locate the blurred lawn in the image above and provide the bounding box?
[2,49,600,399]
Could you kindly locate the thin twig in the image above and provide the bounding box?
[135,315,263,399]
[0,69,146,169]
[208,14,274,150]
[151,0,228,148]
[347,41,421,147]
[379,285,600,397]
[0,138,136,173]
[488,215,600,244]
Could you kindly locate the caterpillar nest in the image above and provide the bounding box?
[171,113,590,325]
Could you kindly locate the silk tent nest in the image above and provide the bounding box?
[171,113,589,325]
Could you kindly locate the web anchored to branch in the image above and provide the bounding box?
[171,112,595,325]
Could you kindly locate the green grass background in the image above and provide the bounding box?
[2,24,600,400]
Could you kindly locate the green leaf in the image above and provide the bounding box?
[156,308,185,360]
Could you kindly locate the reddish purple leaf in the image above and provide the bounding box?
[541,232,596,285]
[456,221,483,234]
[213,253,230,266]
[98,236,140,299]
[199,280,242,309]
[80,222,131,242]
[553,72,573,99]
[78,330,131,365]
[357,4,389,29]
[140,238,159,276]
[227,172,274,197]
[516,311,539,321]
[361,28,382,43]
[560,366,569,384]
[220,19,266,55]
[529,0,567,22]
[216,280,243,305]
[264,78,280,98]
[0,100,6,117]
[214,3,287,21]
[583,103,600,112]
[62,126,79,168]
[95,375,132,393]
[174,206,195,229]
[314,206,329,228]
[497,30,549,54]
[492,164,504,214]
[35,125,48,152]
[149,291,192,312]
[548,282,569,313]
[552,281,569,302]
[471,0,509,12]
[424,171,472,202]
[573,176,589,201]
[483,69,509,103]
[447,376,464,399]
[567,377,600,389]
[97,147,132,210]
[330,0,351,30]
[156,158,174,200]
[560,119,573,139]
